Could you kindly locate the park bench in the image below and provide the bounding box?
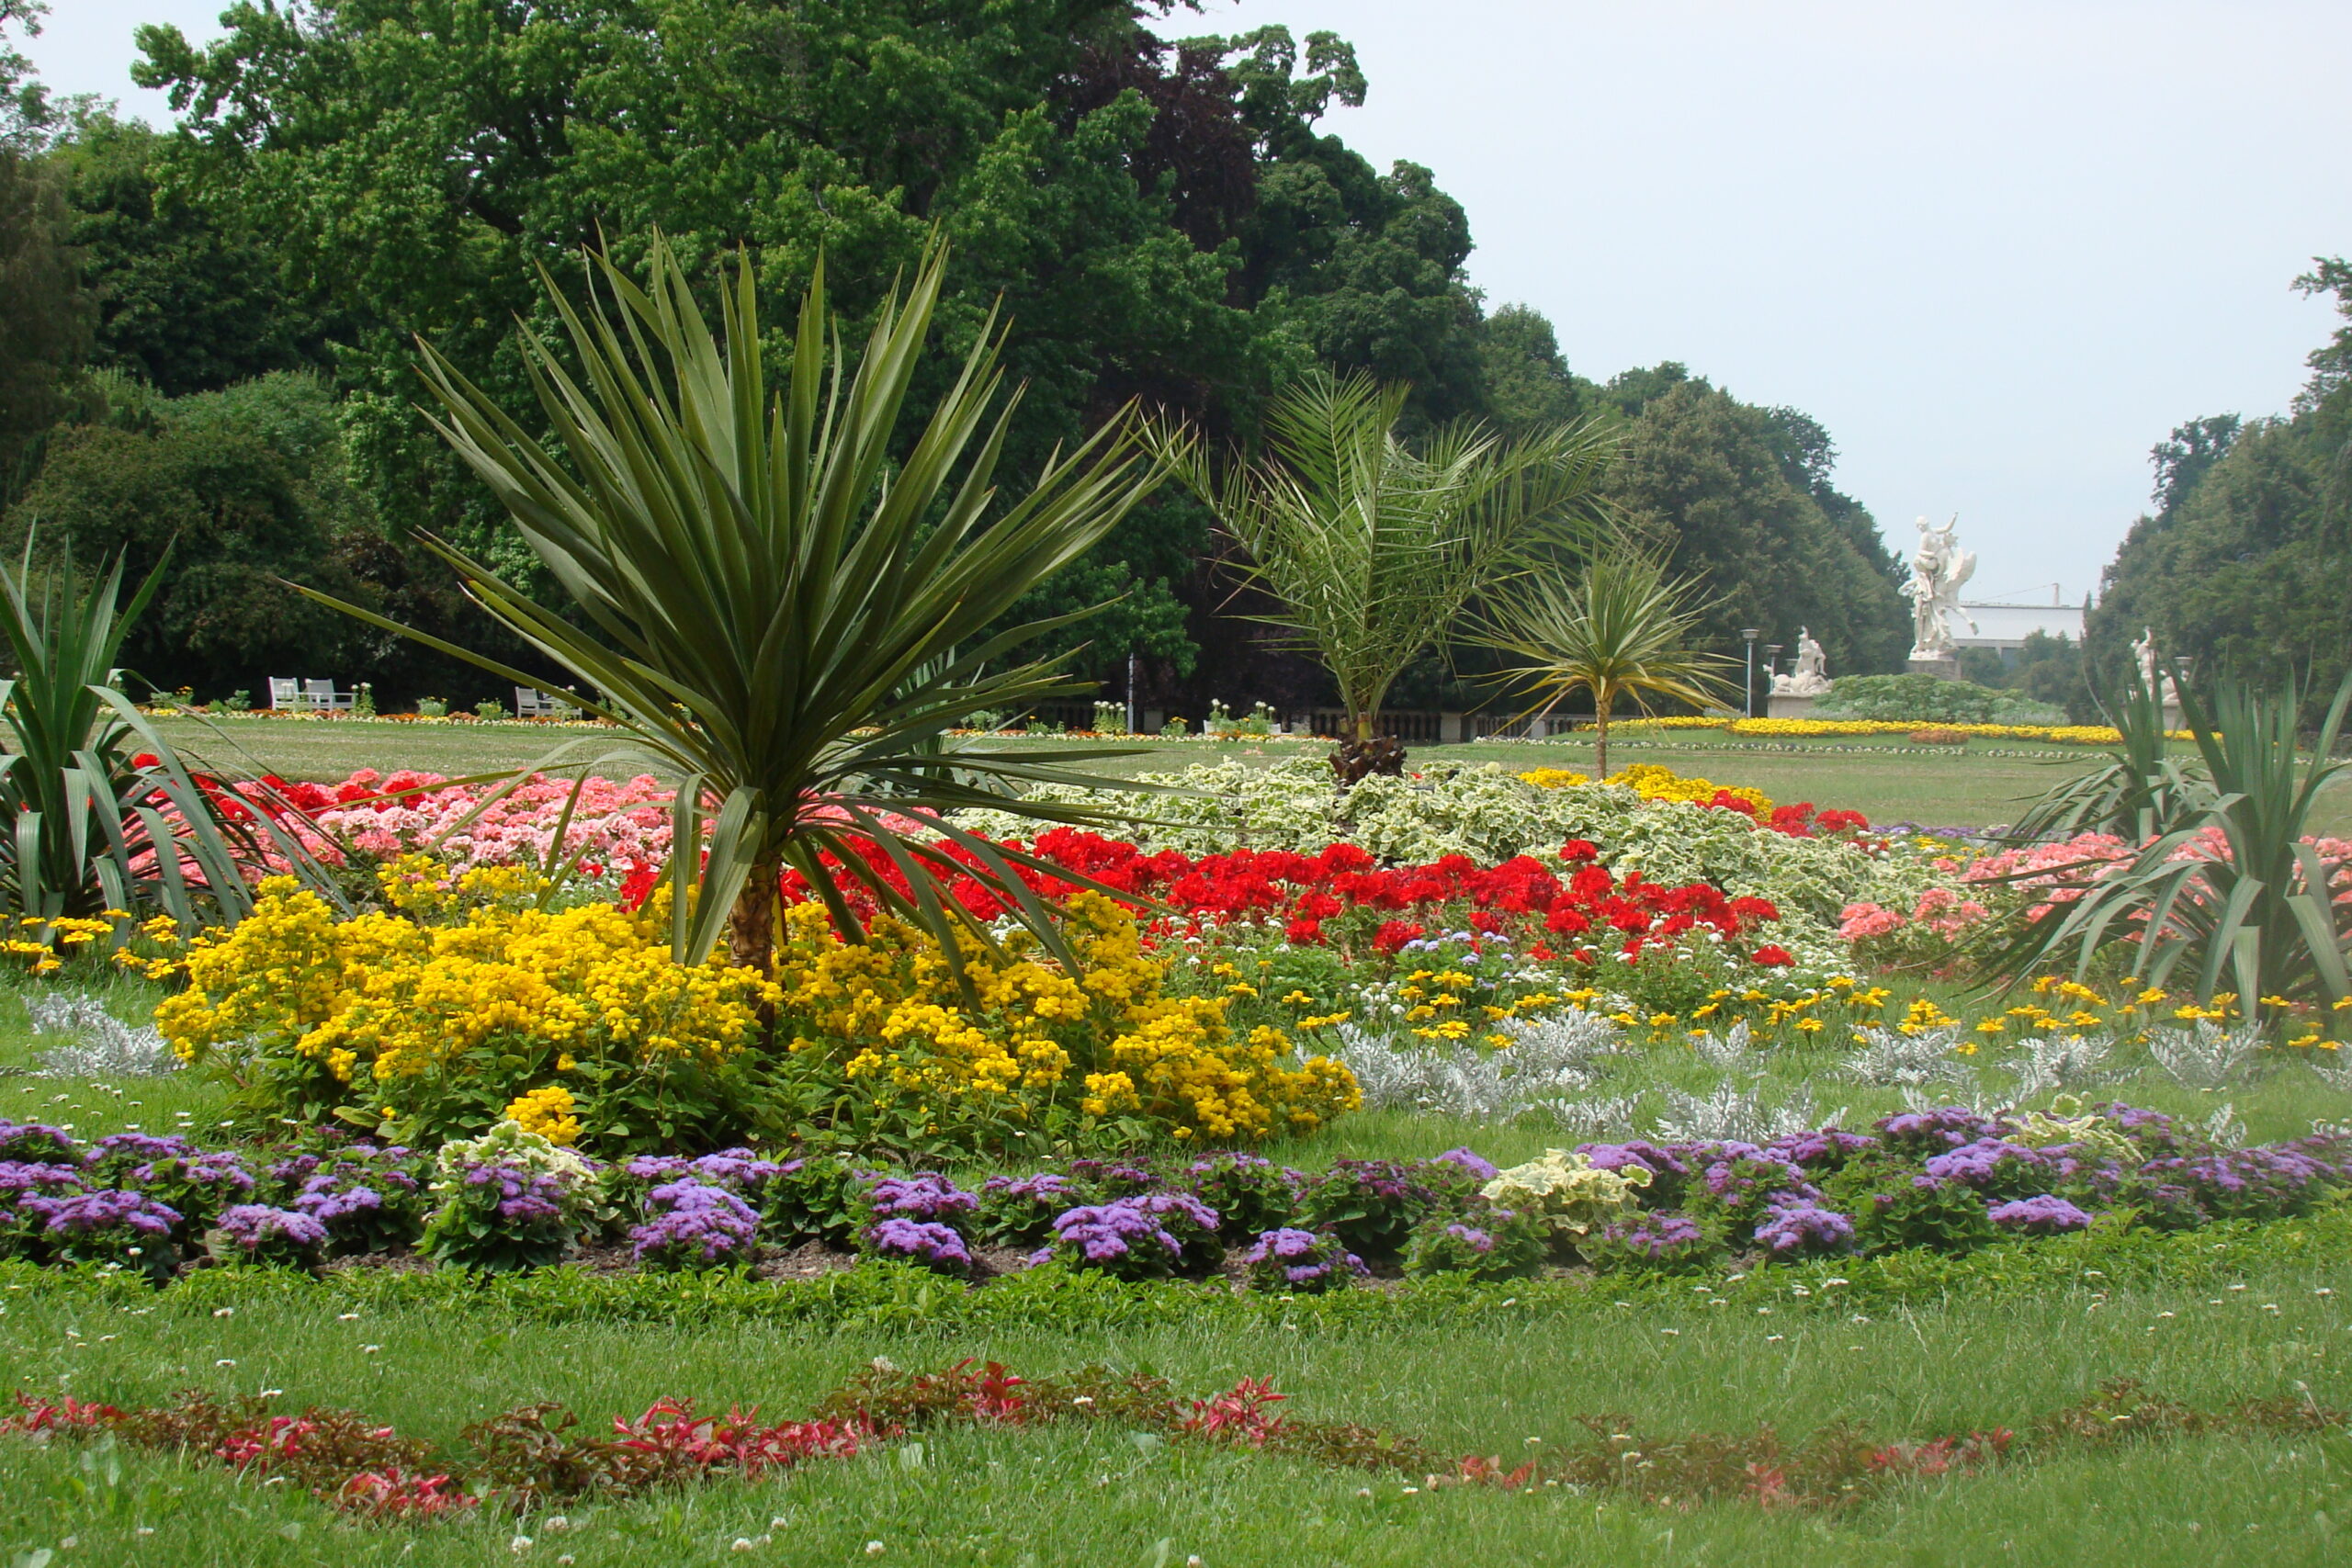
[514,686,580,719]
[268,677,355,712]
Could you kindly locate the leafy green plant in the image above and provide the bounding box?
[0,537,329,930]
[1815,673,2065,725]
[1475,545,1734,776]
[2009,660,2209,841]
[1157,371,1611,782]
[300,238,1164,975]
[1983,667,2352,1014]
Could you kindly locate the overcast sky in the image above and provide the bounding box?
[28,1,2352,604]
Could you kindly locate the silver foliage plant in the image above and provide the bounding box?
[2001,1033,2115,1100]
[2145,1020,2265,1090]
[1653,1082,1835,1145]
[25,991,179,1078]
[1333,1010,1623,1122]
[1843,1024,1975,1089]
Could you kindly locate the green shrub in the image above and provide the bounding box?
[1815,673,2064,724]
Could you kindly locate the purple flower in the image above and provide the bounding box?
[862,1171,978,1224]
[211,1203,329,1256]
[1753,1201,1857,1257]
[1987,1195,2094,1235]
[0,1120,78,1165]
[865,1217,971,1273]
[1580,1213,1712,1269]
[1764,1128,1879,1169]
[1922,1138,2058,1195]
[86,1131,197,1171]
[1877,1108,2000,1154]
[626,1147,783,1198]
[630,1179,760,1269]
[461,1161,570,1224]
[1431,1147,1498,1182]
[20,1189,180,1246]
[1238,1227,1365,1292]
[0,1160,84,1201]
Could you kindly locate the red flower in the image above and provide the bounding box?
[1283,917,1326,945]
[1750,944,1795,967]
[1558,839,1599,863]
[1373,919,1424,954]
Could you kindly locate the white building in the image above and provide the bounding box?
[1952,591,2086,661]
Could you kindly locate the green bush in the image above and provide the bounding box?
[1815,672,2066,724]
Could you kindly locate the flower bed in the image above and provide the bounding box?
[1615,716,2187,746]
[5,1101,2344,1290]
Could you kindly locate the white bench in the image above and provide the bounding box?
[269,677,354,711]
[514,686,580,719]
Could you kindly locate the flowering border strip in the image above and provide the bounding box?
[6,1367,2337,1523]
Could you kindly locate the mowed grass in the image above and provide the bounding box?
[2,1241,2348,1567]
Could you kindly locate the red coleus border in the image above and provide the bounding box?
[8,1371,2326,1525]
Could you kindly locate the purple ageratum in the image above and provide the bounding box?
[625,1148,784,1198]
[1591,1210,1709,1263]
[975,1172,1077,1248]
[630,1179,760,1269]
[1765,1128,1879,1169]
[1431,1147,1499,1182]
[865,1217,972,1274]
[19,1190,181,1259]
[0,1119,79,1165]
[0,1160,85,1201]
[1238,1226,1364,1292]
[1877,1108,2000,1155]
[1921,1138,2060,1196]
[210,1203,330,1258]
[1031,1193,1217,1279]
[85,1131,198,1174]
[1063,1157,1160,1200]
[1987,1195,2094,1235]
[1753,1201,1858,1258]
[461,1162,570,1225]
[862,1171,978,1224]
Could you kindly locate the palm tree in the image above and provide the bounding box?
[302,238,1163,977]
[1156,372,1613,783]
[1475,547,1734,777]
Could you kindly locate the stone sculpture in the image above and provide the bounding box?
[1900,514,1976,661]
[1771,626,1831,696]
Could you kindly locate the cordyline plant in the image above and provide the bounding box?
[1983,664,2352,1018]
[1155,371,1613,783]
[0,537,337,931]
[2007,652,2210,842]
[1474,545,1733,777]
[300,237,1165,976]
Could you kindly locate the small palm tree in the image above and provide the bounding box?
[303,238,1163,976]
[1475,547,1734,777]
[1156,372,1612,782]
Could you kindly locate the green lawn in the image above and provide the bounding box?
[3,1233,2346,1566]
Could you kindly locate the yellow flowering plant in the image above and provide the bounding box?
[157,866,782,1156]
[764,891,1359,1158]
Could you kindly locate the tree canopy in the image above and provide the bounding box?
[0,1,1915,712]
[2087,261,2352,707]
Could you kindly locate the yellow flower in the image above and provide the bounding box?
[503,1084,581,1146]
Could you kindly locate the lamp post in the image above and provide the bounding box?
[1125,651,1139,736]
[1741,628,1759,719]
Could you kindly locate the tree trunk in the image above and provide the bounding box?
[1329,708,1407,787]
[725,863,780,977]
[1594,688,1611,780]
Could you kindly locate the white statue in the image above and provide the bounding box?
[2130,626,2178,705]
[1771,626,1831,696]
[1900,514,1977,660]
